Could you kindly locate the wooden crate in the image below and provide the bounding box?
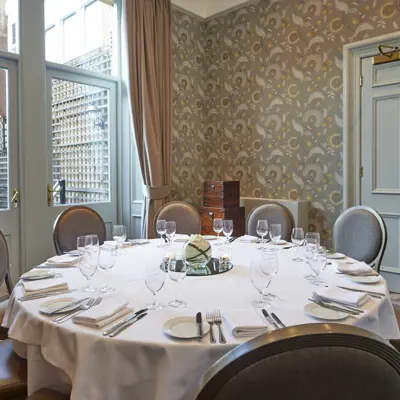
[200,206,245,237]
[203,180,240,208]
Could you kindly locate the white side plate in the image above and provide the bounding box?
[304,303,348,321]
[349,275,380,284]
[327,253,346,259]
[39,297,82,315]
[163,316,210,339]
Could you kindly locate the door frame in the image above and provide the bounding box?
[343,31,400,210]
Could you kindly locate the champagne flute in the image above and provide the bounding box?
[156,219,167,247]
[222,220,233,243]
[166,221,176,245]
[168,253,187,308]
[250,260,272,309]
[291,228,304,262]
[269,224,282,245]
[145,262,166,310]
[213,218,223,239]
[256,220,268,249]
[98,246,117,293]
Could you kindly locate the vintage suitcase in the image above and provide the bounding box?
[200,206,245,237]
[203,180,240,208]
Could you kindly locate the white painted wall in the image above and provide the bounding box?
[172,0,251,18]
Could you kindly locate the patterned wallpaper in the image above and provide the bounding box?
[172,1,400,243]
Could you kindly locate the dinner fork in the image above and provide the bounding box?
[54,297,102,324]
[206,312,216,344]
[213,309,226,344]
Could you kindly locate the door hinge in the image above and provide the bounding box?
[360,166,364,178]
[359,75,363,87]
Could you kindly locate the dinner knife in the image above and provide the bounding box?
[103,308,148,336]
[271,312,286,328]
[261,309,279,329]
[109,313,147,338]
[196,312,203,338]
[336,286,385,298]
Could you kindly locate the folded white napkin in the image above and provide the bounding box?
[46,254,81,267]
[174,234,190,242]
[223,310,269,338]
[73,299,130,328]
[317,287,369,307]
[104,241,133,248]
[336,262,377,276]
[22,278,68,295]
[236,235,259,243]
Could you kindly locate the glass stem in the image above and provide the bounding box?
[153,292,157,306]
[176,280,180,302]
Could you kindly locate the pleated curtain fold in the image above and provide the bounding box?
[123,0,172,238]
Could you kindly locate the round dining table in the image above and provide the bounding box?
[3,239,400,399]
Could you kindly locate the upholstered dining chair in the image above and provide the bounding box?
[246,202,295,241]
[0,231,13,340]
[27,388,70,399]
[192,324,400,400]
[333,206,387,272]
[53,206,106,255]
[154,201,201,236]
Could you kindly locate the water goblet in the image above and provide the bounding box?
[269,224,282,245]
[213,218,223,240]
[291,228,304,262]
[156,219,167,247]
[145,262,166,310]
[168,253,187,308]
[222,220,233,243]
[98,246,117,293]
[79,248,98,292]
[112,225,127,254]
[250,259,272,309]
[256,220,269,249]
[166,221,177,245]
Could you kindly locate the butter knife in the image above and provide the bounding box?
[261,309,279,329]
[109,313,147,337]
[196,312,203,338]
[103,308,148,336]
[271,313,286,328]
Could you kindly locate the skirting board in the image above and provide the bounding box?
[240,197,309,234]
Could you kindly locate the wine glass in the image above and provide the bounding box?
[291,228,304,262]
[305,232,320,247]
[304,238,319,281]
[98,246,117,293]
[166,221,176,245]
[256,220,269,249]
[113,225,127,254]
[213,218,223,239]
[269,224,282,245]
[76,236,86,255]
[79,246,98,292]
[308,249,327,286]
[168,253,187,308]
[145,262,166,310]
[250,260,272,309]
[261,249,279,300]
[222,220,233,243]
[156,219,167,247]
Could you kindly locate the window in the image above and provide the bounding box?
[45,27,60,63]
[45,0,116,75]
[0,0,19,53]
[11,23,15,45]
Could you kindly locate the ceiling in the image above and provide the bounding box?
[171,0,252,18]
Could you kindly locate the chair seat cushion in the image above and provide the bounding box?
[27,388,70,400]
[0,338,27,399]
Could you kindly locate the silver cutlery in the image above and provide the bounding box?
[109,313,147,337]
[262,309,279,329]
[103,308,148,336]
[22,273,63,281]
[44,297,90,316]
[213,309,226,344]
[206,312,216,344]
[312,292,364,314]
[19,290,74,301]
[336,285,385,298]
[54,297,102,324]
[270,312,286,328]
[196,312,203,339]
[308,298,359,316]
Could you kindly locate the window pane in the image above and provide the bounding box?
[0,68,9,209]
[45,0,115,75]
[0,0,19,54]
[45,27,59,63]
[51,78,110,205]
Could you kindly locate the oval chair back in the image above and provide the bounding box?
[53,206,106,255]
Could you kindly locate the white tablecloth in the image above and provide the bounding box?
[3,240,400,399]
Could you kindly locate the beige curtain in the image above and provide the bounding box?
[124,0,172,238]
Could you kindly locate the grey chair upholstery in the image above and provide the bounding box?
[0,231,12,339]
[333,206,387,272]
[192,324,400,400]
[53,206,106,255]
[247,202,294,241]
[154,201,201,235]
[27,388,70,400]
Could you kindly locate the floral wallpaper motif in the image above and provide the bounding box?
[172,1,400,243]
[171,10,205,208]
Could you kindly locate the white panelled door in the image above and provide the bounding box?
[0,57,20,284]
[361,56,400,290]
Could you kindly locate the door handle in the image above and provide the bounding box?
[47,180,66,206]
[11,188,19,209]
